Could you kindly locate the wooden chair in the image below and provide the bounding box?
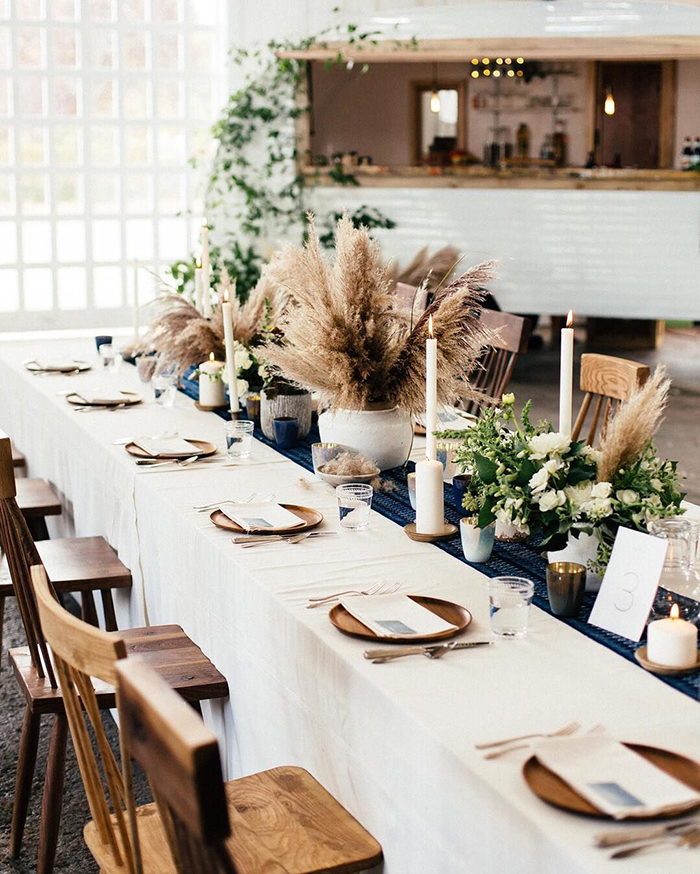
[461,309,532,416]
[11,442,26,470]
[0,435,228,873]
[572,353,650,446]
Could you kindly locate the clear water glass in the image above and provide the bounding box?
[336,483,373,531]
[225,420,254,460]
[99,343,121,373]
[649,518,700,618]
[488,576,535,639]
[153,374,177,407]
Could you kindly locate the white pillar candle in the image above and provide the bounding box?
[133,261,140,341]
[194,259,203,314]
[559,309,574,437]
[221,290,239,414]
[426,314,438,461]
[647,604,698,669]
[198,353,225,407]
[415,458,445,534]
[201,218,212,318]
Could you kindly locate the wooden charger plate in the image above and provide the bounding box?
[523,743,700,820]
[126,438,217,459]
[329,595,472,643]
[67,391,142,407]
[209,503,323,535]
[28,360,92,373]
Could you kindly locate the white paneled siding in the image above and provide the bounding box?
[308,185,700,319]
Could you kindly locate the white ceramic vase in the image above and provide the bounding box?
[494,521,529,543]
[548,531,603,592]
[317,405,413,471]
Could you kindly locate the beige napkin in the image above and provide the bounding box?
[340,594,457,639]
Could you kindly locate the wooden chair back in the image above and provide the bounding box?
[0,430,55,684]
[115,657,233,874]
[395,282,429,324]
[572,353,650,445]
[462,310,531,416]
[30,565,141,873]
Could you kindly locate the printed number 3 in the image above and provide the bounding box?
[614,572,639,613]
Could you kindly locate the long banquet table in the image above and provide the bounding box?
[1,337,699,874]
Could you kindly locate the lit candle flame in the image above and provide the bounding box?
[196,258,201,268]
[566,309,573,328]
[428,314,434,338]
[671,603,680,620]
[209,352,215,361]
[202,216,208,227]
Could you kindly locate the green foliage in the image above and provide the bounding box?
[315,206,397,249]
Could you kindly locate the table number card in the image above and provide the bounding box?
[588,527,668,642]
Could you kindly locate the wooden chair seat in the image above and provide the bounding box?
[16,478,61,518]
[9,625,228,715]
[11,445,26,469]
[85,767,383,874]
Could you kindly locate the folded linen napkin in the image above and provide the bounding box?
[132,436,200,457]
[220,501,304,532]
[75,390,130,405]
[340,593,458,639]
[533,736,700,819]
[33,359,80,371]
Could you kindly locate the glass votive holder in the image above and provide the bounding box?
[452,473,472,510]
[460,518,495,563]
[336,483,373,531]
[225,419,254,460]
[407,472,416,510]
[436,441,458,482]
[487,576,535,640]
[246,394,261,426]
[153,373,177,407]
[546,561,586,618]
[99,343,121,372]
[311,442,342,475]
[136,355,157,384]
[94,334,113,352]
[273,416,298,449]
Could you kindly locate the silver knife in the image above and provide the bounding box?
[594,819,698,848]
[364,640,493,662]
[233,531,338,543]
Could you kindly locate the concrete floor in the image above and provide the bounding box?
[509,325,700,503]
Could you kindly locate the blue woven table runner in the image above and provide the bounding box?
[180,372,699,703]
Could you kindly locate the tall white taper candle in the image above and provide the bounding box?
[426,315,438,461]
[221,290,239,415]
[194,259,203,314]
[415,314,444,534]
[201,218,212,319]
[559,309,574,437]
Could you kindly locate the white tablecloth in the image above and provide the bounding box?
[1,338,699,874]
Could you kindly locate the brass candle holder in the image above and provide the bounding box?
[546,561,586,618]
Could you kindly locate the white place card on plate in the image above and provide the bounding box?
[133,436,200,457]
[221,501,304,532]
[588,527,668,642]
[533,736,700,819]
[340,594,457,638]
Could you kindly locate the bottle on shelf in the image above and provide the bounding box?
[692,137,700,169]
[517,123,530,159]
[552,119,568,167]
[681,136,693,170]
[540,134,554,162]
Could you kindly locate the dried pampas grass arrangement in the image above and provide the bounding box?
[387,244,461,292]
[262,213,495,414]
[596,365,670,483]
[136,267,285,376]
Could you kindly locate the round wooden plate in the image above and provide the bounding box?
[209,503,323,535]
[125,439,217,459]
[523,743,700,820]
[28,360,92,373]
[67,391,142,407]
[404,522,458,543]
[634,645,700,676]
[329,595,472,643]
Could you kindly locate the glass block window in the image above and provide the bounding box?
[0,0,227,330]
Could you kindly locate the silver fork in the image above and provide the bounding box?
[193,492,257,511]
[610,828,700,859]
[475,721,582,750]
[483,723,603,760]
[306,581,400,608]
[136,455,200,468]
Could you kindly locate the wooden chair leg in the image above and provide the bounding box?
[36,713,68,874]
[10,706,42,859]
[0,594,5,668]
[26,517,50,541]
[81,590,99,627]
[100,589,117,632]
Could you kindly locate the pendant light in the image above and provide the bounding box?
[430,63,441,114]
[604,85,615,116]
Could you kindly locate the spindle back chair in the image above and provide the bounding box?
[461,309,531,416]
[572,353,650,446]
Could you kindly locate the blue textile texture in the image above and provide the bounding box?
[179,369,700,703]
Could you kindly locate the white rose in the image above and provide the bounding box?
[591,482,612,499]
[234,348,252,372]
[528,432,571,460]
[528,467,549,495]
[580,445,602,464]
[544,457,564,474]
[538,490,566,512]
[616,489,639,506]
[236,378,249,398]
[565,481,593,507]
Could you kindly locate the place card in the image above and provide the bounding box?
[220,501,304,532]
[588,527,668,642]
[533,736,700,819]
[340,594,457,638]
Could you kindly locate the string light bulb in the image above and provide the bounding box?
[471,70,479,78]
[604,86,615,116]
